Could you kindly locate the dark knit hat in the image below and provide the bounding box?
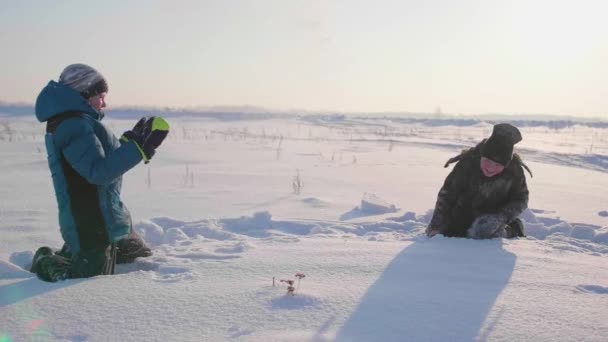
[480,123,522,166]
[59,64,108,99]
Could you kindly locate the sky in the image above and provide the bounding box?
[1,0,607,117]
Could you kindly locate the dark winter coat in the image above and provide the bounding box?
[428,141,531,237]
[35,81,143,254]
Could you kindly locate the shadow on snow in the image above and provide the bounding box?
[336,238,516,341]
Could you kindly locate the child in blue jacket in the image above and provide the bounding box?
[31,64,169,281]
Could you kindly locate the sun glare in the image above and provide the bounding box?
[509,1,608,64]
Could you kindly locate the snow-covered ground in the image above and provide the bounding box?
[1,114,607,341]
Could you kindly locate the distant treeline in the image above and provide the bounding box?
[381,117,608,129]
[1,103,607,129]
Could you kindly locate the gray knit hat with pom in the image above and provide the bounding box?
[59,64,108,99]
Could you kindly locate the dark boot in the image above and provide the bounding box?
[116,232,152,264]
[55,243,73,259]
[30,246,54,273]
[71,245,116,278]
[31,246,71,282]
[504,218,526,238]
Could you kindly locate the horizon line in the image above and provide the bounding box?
[0,99,605,122]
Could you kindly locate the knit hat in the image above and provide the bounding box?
[480,123,522,166]
[59,64,108,99]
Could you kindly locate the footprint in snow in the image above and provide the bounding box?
[143,261,194,283]
[165,251,240,261]
[228,325,255,338]
[575,284,608,294]
[214,241,251,254]
[270,293,322,310]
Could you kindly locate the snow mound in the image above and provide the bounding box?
[571,224,596,241]
[9,250,34,270]
[523,222,549,240]
[593,231,608,244]
[134,220,165,246]
[150,217,188,230]
[180,222,239,241]
[271,220,321,235]
[214,241,252,254]
[163,227,189,244]
[521,210,607,250]
[221,211,273,237]
[0,259,31,279]
[387,211,417,222]
[130,210,608,259]
[359,193,398,214]
[548,222,573,236]
[117,208,608,284]
[520,208,539,223]
[340,193,400,220]
[301,197,329,208]
[415,209,434,224]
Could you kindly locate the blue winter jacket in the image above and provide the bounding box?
[35,81,143,254]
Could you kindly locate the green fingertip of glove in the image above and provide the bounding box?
[121,116,169,164]
[151,117,170,132]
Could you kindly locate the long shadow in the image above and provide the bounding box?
[0,277,81,308]
[336,238,516,341]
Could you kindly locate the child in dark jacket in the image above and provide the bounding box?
[427,123,531,239]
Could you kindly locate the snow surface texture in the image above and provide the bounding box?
[1,115,607,341]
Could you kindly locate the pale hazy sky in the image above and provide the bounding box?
[1,0,607,117]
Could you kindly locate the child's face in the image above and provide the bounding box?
[87,92,107,112]
[480,157,505,177]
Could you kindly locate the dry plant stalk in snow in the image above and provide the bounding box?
[277,273,306,296]
[280,279,296,295]
[292,169,302,195]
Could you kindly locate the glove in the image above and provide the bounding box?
[466,214,506,239]
[121,116,170,163]
[122,116,148,142]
